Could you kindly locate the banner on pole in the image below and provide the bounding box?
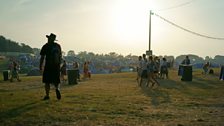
[146,50,152,55]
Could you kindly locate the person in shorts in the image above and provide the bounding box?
[39,33,62,100]
[139,54,148,86]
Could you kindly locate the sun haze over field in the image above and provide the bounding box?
[0,0,224,58]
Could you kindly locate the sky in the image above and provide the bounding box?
[0,0,224,58]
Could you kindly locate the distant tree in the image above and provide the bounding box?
[164,55,175,61]
[125,53,132,59]
[21,43,33,53]
[205,56,210,61]
[214,55,224,65]
[33,48,40,56]
[175,54,204,64]
[67,50,75,57]
[0,35,33,53]
[109,52,118,58]
[77,51,89,61]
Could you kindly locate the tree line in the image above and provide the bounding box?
[1,35,223,67]
[66,50,224,67]
[0,35,33,53]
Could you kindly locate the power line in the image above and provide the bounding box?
[157,0,197,11]
[152,12,224,40]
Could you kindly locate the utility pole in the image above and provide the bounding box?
[146,10,153,56]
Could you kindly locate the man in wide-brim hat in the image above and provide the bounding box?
[46,33,57,42]
[39,33,62,100]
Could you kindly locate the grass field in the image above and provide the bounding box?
[0,69,224,126]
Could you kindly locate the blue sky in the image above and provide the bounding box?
[0,0,224,58]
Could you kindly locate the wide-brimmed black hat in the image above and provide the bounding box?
[46,33,57,41]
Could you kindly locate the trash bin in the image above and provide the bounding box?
[179,65,192,81]
[67,69,78,85]
[219,66,224,80]
[3,70,9,81]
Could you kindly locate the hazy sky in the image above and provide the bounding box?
[0,0,223,58]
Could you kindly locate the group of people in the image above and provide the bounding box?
[37,33,224,100]
[60,59,91,83]
[182,55,213,75]
[136,54,169,88]
[59,60,82,83]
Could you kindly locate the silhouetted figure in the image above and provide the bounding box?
[202,62,210,74]
[73,61,81,81]
[160,57,168,79]
[39,33,62,100]
[146,56,159,87]
[220,65,224,80]
[60,60,67,83]
[139,54,148,86]
[181,56,190,65]
[83,61,89,79]
[87,61,91,79]
[153,56,160,78]
[10,61,21,82]
[136,56,143,84]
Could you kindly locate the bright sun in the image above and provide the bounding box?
[113,0,147,39]
[110,0,157,43]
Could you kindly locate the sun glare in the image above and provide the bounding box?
[112,0,147,39]
[109,0,163,46]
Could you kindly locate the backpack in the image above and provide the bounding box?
[49,43,61,65]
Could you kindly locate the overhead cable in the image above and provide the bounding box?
[158,0,197,11]
[152,12,224,40]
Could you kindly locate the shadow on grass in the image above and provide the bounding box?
[139,79,178,106]
[138,75,222,107]
[159,78,183,89]
[176,75,221,91]
[0,102,37,120]
[0,80,10,83]
[179,101,224,108]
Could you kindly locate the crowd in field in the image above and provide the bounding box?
[136,54,169,88]
[136,54,224,88]
[2,33,224,102]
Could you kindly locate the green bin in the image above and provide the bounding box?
[3,70,10,81]
[67,69,78,85]
[180,65,192,81]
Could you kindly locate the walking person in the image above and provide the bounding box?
[139,54,148,86]
[83,61,89,79]
[146,56,160,88]
[219,65,224,81]
[202,62,210,74]
[39,33,62,100]
[136,56,143,84]
[153,56,160,79]
[10,60,21,82]
[73,61,81,81]
[160,57,169,79]
[60,60,67,83]
[87,61,91,79]
[182,55,190,65]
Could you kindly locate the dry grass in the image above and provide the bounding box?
[0,69,224,126]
